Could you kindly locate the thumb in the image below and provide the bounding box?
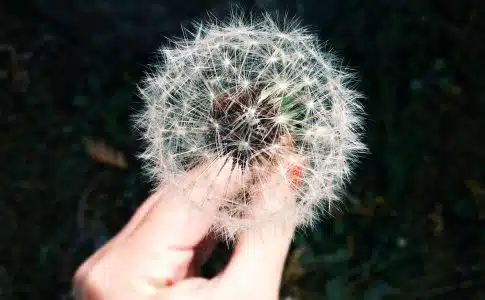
[216,155,302,299]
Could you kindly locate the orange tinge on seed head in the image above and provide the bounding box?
[289,164,303,189]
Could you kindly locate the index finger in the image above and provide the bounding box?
[128,156,249,250]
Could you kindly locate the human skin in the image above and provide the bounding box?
[73,157,298,300]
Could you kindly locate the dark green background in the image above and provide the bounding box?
[1,0,484,299]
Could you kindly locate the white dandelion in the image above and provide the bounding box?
[135,11,366,240]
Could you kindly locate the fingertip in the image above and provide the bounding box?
[137,157,250,250]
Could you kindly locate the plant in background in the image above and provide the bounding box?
[135,11,366,240]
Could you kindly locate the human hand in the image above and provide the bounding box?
[73,157,298,300]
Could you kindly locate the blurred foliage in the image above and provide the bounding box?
[1,0,485,299]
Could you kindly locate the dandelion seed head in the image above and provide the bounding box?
[135,11,366,239]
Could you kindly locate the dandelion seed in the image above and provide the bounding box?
[242,79,250,89]
[135,11,366,240]
[275,114,289,125]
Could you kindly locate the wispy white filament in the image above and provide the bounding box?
[135,11,366,240]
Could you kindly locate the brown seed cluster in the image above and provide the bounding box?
[208,87,283,168]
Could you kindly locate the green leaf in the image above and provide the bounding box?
[363,282,397,300]
[325,277,346,300]
[73,95,88,107]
